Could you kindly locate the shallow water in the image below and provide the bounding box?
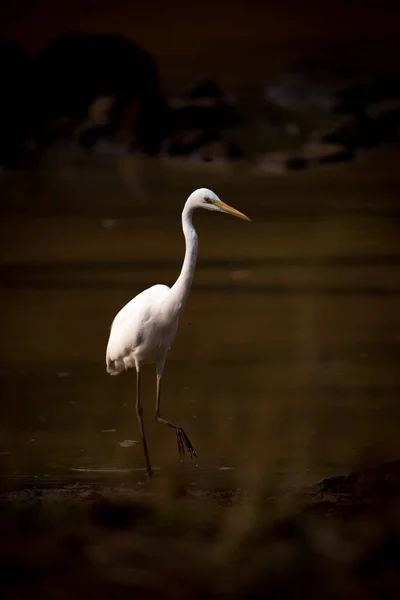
[1,152,400,488]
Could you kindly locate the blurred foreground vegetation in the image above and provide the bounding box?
[1,460,400,599]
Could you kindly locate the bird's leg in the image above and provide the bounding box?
[155,364,197,460]
[135,369,153,478]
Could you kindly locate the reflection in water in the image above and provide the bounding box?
[0,156,400,488]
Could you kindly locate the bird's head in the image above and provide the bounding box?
[187,188,251,221]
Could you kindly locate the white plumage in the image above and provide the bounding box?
[105,188,250,477]
[107,284,174,374]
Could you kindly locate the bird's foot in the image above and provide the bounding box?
[176,427,197,459]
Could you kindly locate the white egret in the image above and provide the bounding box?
[106,188,250,477]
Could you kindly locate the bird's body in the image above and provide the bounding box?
[105,188,250,477]
[106,284,176,374]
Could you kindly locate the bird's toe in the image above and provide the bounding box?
[176,428,185,457]
[177,427,197,460]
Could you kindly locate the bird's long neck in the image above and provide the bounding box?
[168,203,198,316]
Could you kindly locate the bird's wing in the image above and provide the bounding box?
[106,284,170,362]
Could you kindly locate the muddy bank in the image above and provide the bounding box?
[1,462,399,599]
[2,460,400,515]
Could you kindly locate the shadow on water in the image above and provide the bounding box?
[0,147,400,489]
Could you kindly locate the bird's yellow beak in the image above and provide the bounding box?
[216,200,251,221]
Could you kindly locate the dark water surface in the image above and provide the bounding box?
[1,152,399,488]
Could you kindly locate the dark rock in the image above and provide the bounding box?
[283,143,355,170]
[163,79,240,159]
[31,32,168,155]
[263,59,400,160]
[317,147,355,164]
[168,103,238,133]
[335,75,400,115]
[264,59,365,114]
[166,129,218,156]
[0,40,32,169]
[184,79,224,100]
[306,460,400,519]
[285,157,309,169]
[323,111,400,149]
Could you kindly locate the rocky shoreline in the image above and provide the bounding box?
[2,460,400,517]
[1,34,400,173]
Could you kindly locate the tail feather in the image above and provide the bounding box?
[106,350,125,375]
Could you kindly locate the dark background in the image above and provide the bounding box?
[1,3,400,599]
[1,0,400,80]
